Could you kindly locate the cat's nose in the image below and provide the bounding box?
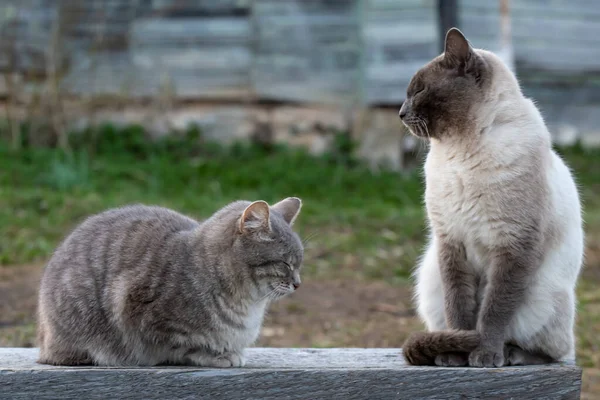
[292,271,301,290]
[399,102,409,120]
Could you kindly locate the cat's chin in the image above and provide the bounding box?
[403,123,430,140]
[272,290,294,300]
[267,289,295,301]
[264,283,296,300]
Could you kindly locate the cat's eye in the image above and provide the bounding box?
[413,88,425,97]
[282,261,293,271]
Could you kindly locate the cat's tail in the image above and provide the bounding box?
[402,330,481,365]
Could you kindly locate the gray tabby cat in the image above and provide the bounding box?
[400,28,584,367]
[37,198,304,367]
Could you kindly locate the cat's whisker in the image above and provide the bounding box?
[414,121,424,138]
[302,231,319,246]
[417,122,425,138]
[256,288,278,304]
[270,283,293,299]
[417,117,430,139]
[409,118,422,138]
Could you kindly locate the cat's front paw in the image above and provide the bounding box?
[468,346,505,368]
[188,352,245,368]
[227,352,246,367]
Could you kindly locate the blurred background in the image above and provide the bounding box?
[0,0,598,397]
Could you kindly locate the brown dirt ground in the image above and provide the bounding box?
[0,263,598,399]
[0,264,422,349]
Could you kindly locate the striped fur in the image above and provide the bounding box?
[37,198,304,367]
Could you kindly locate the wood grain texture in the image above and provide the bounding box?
[0,348,582,400]
[459,0,600,74]
[2,0,600,111]
[364,0,438,104]
[251,0,362,105]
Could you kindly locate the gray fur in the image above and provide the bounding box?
[37,198,304,367]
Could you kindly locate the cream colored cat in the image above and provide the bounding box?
[400,28,584,367]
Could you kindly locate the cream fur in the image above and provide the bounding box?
[414,50,584,361]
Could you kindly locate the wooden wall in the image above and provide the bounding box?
[459,0,600,144]
[252,0,362,104]
[63,0,253,98]
[0,0,439,106]
[1,0,600,143]
[364,0,438,104]
[0,0,56,75]
[460,0,600,74]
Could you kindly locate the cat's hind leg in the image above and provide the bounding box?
[37,317,92,366]
[505,344,555,366]
[414,240,447,331]
[38,343,93,366]
[507,289,575,366]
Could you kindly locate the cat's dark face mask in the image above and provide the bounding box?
[399,28,489,140]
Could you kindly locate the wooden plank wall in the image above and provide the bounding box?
[459,0,600,142]
[252,0,362,105]
[0,0,56,75]
[1,0,600,126]
[61,0,141,96]
[364,0,439,105]
[252,0,438,106]
[63,0,253,98]
[0,0,439,106]
[461,0,600,74]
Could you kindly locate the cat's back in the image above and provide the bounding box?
[83,204,198,228]
[75,204,197,237]
[38,204,202,366]
[43,204,199,277]
[545,150,583,266]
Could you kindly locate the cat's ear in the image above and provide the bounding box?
[443,28,473,68]
[272,197,302,226]
[239,201,271,233]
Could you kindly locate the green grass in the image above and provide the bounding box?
[0,124,428,283]
[1,125,599,284]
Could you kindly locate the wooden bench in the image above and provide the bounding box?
[0,347,582,399]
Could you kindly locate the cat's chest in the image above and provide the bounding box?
[425,158,498,245]
[219,301,267,349]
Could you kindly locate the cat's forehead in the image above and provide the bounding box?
[408,60,445,91]
[276,225,303,253]
[264,215,302,246]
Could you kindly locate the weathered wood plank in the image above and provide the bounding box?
[0,348,582,400]
[0,0,56,74]
[460,0,600,18]
[459,0,600,75]
[461,13,600,46]
[130,17,251,45]
[252,0,362,105]
[363,0,438,104]
[142,0,251,16]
